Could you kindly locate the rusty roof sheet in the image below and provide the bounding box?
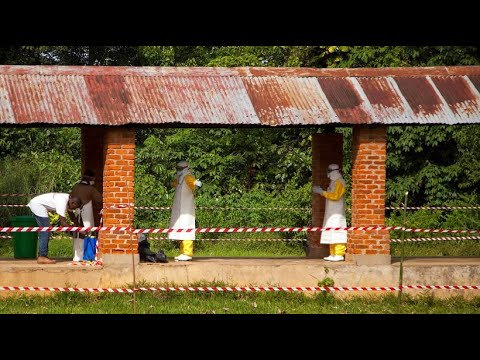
[0,65,479,126]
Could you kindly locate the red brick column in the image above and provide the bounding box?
[308,133,343,258]
[349,125,390,265]
[99,128,136,265]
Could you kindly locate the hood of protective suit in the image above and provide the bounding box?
[327,164,342,181]
[176,161,191,184]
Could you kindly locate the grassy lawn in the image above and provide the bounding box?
[1,233,480,258]
[1,288,480,314]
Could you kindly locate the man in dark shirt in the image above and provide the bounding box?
[70,169,103,261]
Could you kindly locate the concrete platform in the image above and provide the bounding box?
[1,256,479,298]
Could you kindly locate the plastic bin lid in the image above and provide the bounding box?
[11,215,37,224]
[13,216,36,220]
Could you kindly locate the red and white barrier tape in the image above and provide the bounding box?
[3,234,479,243]
[135,206,171,210]
[134,226,480,234]
[391,235,480,243]
[136,206,311,211]
[0,193,34,197]
[387,206,480,210]
[1,225,480,234]
[95,204,480,211]
[2,201,478,211]
[0,284,479,293]
[0,226,130,233]
[121,204,480,211]
[149,236,308,242]
[104,203,311,211]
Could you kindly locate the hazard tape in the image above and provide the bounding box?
[110,204,480,211]
[1,225,480,234]
[0,226,131,233]
[387,206,480,210]
[104,204,311,211]
[135,206,311,211]
[2,202,478,211]
[391,235,480,243]
[0,284,478,293]
[0,235,92,241]
[151,236,480,243]
[134,226,480,234]
[0,193,33,197]
[135,206,171,210]
[3,234,478,243]
[149,236,308,242]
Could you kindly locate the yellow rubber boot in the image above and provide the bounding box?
[175,240,194,261]
[329,244,335,256]
[334,244,346,257]
[182,240,194,257]
[179,241,184,255]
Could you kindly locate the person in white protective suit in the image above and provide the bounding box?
[70,169,103,262]
[168,161,202,261]
[313,164,347,262]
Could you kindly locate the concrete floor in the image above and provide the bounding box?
[1,256,479,298]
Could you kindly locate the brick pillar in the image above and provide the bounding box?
[82,127,106,226]
[308,133,343,258]
[99,128,137,265]
[349,125,390,265]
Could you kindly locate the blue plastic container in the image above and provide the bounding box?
[83,237,97,261]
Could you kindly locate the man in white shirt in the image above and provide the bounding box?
[27,193,82,264]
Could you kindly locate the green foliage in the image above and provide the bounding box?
[136,128,316,198]
[336,46,480,68]
[138,46,176,66]
[387,125,480,207]
[0,46,142,66]
[1,45,478,69]
[318,277,335,287]
[0,146,80,225]
[0,127,80,159]
[207,53,264,67]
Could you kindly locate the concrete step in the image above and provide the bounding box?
[1,257,479,299]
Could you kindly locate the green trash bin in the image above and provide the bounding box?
[11,216,38,259]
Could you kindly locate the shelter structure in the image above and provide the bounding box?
[1,65,479,265]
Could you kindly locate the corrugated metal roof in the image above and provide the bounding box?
[0,65,479,126]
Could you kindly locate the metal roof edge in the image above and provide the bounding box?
[1,65,479,78]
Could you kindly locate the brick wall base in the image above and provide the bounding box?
[307,245,329,258]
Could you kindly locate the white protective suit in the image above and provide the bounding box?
[71,174,102,262]
[313,164,347,261]
[72,200,94,261]
[168,161,202,260]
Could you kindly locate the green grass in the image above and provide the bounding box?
[1,234,480,258]
[1,288,479,314]
[148,235,308,257]
[0,236,76,258]
[390,240,480,257]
